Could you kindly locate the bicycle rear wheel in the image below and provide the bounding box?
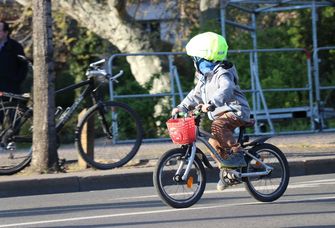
[153,148,206,208]
[76,101,143,170]
[244,143,290,202]
[0,103,33,175]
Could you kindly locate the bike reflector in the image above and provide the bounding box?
[166,117,196,144]
[187,176,194,188]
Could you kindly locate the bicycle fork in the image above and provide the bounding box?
[175,143,274,181]
[175,143,197,181]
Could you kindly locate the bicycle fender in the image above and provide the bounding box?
[196,148,214,169]
[244,136,271,147]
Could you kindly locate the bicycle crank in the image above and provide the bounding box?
[219,168,242,188]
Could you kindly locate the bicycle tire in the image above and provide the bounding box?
[0,103,33,175]
[243,143,290,202]
[76,101,143,170]
[153,148,206,208]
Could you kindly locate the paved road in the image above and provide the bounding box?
[1,173,335,227]
[0,132,335,198]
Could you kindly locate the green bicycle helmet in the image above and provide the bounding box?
[185,32,228,62]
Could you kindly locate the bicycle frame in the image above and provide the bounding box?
[0,91,30,103]
[179,124,274,181]
[0,58,140,174]
[54,78,96,131]
[156,111,289,208]
[1,57,123,142]
[53,67,124,133]
[0,80,97,146]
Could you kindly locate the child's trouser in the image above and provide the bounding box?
[208,111,246,165]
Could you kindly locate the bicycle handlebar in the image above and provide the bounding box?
[86,59,124,82]
[86,69,107,77]
[173,103,216,119]
[110,70,124,82]
[86,69,124,81]
[89,59,106,68]
[0,91,30,101]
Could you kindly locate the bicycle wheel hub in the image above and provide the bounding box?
[173,174,182,182]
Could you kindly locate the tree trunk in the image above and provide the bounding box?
[200,0,220,30]
[31,0,58,173]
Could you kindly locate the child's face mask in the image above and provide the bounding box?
[192,57,216,75]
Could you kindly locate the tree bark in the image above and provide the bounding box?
[16,0,170,94]
[200,0,220,30]
[31,0,58,173]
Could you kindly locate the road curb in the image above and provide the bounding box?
[1,157,335,198]
[290,157,335,176]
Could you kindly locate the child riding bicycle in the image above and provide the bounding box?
[171,32,252,190]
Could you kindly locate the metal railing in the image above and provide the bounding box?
[107,52,185,109]
[228,48,314,134]
[313,46,335,131]
[106,47,334,140]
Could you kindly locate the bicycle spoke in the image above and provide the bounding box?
[0,104,32,175]
[77,101,143,169]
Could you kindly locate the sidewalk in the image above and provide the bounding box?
[0,132,335,198]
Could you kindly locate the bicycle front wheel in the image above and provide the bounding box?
[153,148,206,208]
[244,143,290,202]
[76,101,143,170]
[0,103,33,175]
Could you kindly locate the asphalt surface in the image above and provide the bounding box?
[2,174,335,227]
[0,132,334,198]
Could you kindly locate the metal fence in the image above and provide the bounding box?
[107,48,335,140]
[229,48,314,134]
[313,46,335,131]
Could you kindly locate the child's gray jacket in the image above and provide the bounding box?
[177,63,251,121]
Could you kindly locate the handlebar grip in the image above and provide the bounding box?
[111,70,124,81]
[89,59,106,67]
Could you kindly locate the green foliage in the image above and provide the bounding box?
[317,7,335,109]
[51,5,335,137]
[11,3,335,138]
[273,119,311,132]
[184,6,335,133]
[174,56,197,92]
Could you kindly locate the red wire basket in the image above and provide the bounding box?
[166,117,196,145]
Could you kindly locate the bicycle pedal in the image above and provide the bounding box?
[220,169,242,184]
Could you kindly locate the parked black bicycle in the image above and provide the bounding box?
[154,106,290,208]
[0,59,143,175]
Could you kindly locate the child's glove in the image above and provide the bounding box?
[195,102,216,113]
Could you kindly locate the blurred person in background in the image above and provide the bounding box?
[0,20,27,94]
